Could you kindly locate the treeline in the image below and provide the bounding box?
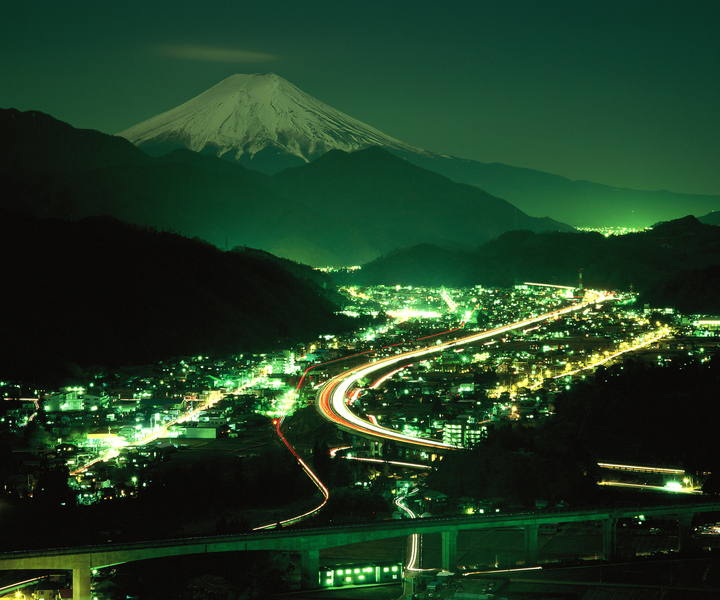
[350,216,720,314]
[546,355,720,474]
[0,210,354,383]
[427,422,598,507]
[0,447,320,551]
[107,552,291,600]
[428,354,720,506]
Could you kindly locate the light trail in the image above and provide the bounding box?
[318,291,614,450]
[570,329,669,373]
[70,395,224,476]
[258,305,485,530]
[292,305,480,398]
[343,456,432,470]
[598,481,701,494]
[252,420,330,530]
[394,487,435,572]
[524,282,575,290]
[597,462,684,474]
[463,566,542,575]
[329,445,352,457]
[27,398,40,423]
[527,327,670,391]
[0,575,48,594]
[370,366,408,389]
[394,494,421,571]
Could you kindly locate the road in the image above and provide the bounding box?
[317,290,613,450]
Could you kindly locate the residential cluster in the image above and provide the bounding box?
[575,226,652,236]
[2,284,719,508]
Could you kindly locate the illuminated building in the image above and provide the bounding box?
[319,562,402,587]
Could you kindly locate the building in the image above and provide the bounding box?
[319,562,402,587]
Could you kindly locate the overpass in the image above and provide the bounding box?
[1,501,719,599]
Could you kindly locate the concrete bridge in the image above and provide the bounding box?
[1,500,719,599]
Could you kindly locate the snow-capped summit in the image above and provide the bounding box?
[117,73,431,170]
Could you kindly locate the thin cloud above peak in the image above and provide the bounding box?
[157,44,279,63]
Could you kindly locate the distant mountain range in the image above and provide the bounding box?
[1,107,570,266]
[346,215,720,315]
[118,73,720,228]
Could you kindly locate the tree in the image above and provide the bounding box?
[34,463,75,508]
[475,309,490,328]
[702,473,720,496]
[185,574,232,600]
[381,441,398,460]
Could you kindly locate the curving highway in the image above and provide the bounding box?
[317,290,613,450]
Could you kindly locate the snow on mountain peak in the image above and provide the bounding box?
[117,73,429,163]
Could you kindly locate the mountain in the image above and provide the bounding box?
[1,107,152,176]
[392,150,720,229]
[698,211,720,226]
[268,146,573,249]
[347,215,720,314]
[2,108,571,266]
[0,209,353,382]
[118,73,430,174]
[0,107,370,265]
[118,73,720,228]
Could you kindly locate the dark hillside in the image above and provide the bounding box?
[392,149,720,228]
[0,211,353,382]
[270,147,572,247]
[0,110,576,266]
[0,108,152,176]
[351,217,720,313]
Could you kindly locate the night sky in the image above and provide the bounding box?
[2,0,719,196]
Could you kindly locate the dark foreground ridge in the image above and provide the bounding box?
[0,210,352,383]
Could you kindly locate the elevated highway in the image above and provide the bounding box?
[2,500,719,599]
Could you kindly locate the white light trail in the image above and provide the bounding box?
[598,481,700,494]
[524,282,575,290]
[370,366,407,389]
[463,566,542,575]
[597,462,684,474]
[319,291,614,450]
[344,456,431,470]
[394,488,434,572]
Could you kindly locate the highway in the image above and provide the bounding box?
[317,290,614,450]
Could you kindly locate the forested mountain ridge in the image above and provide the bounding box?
[350,216,720,314]
[1,108,572,266]
[0,210,353,382]
[428,354,720,506]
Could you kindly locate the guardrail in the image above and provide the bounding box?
[2,499,719,562]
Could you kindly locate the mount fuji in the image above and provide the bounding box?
[118,73,433,174]
[118,73,720,228]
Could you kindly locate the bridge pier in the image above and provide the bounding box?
[72,561,92,600]
[300,548,320,590]
[678,512,693,555]
[602,518,617,561]
[441,530,457,572]
[524,523,539,567]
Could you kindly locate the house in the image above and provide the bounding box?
[422,489,448,511]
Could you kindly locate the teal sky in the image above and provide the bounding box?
[2,0,719,196]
